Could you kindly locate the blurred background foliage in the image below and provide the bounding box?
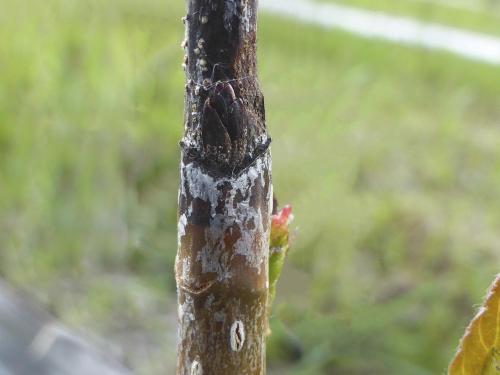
[1,0,500,374]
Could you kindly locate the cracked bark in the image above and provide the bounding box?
[175,1,271,374]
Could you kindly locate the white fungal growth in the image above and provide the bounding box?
[178,295,196,341]
[234,206,267,273]
[180,154,271,276]
[230,320,245,352]
[182,258,191,283]
[182,156,268,220]
[178,214,187,237]
[201,16,208,24]
[191,360,203,375]
[197,241,225,276]
[178,213,188,254]
[182,163,217,210]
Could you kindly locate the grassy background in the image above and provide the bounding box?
[319,0,500,36]
[1,0,500,374]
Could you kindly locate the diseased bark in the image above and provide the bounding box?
[175,1,271,374]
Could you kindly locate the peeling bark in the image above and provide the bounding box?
[175,1,271,374]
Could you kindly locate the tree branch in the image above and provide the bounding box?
[175,1,271,374]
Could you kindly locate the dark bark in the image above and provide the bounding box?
[175,1,271,374]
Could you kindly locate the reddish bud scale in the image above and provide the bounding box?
[270,205,293,249]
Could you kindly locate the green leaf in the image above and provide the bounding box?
[449,275,500,375]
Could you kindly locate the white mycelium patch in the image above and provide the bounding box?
[177,294,196,351]
[182,258,191,284]
[234,206,265,271]
[178,214,187,238]
[178,153,271,282]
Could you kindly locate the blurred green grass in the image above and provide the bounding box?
[319,0,500,36]
[1,0,500,374]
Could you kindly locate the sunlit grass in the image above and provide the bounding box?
[318,0,500,36]
[0,0,499,374]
